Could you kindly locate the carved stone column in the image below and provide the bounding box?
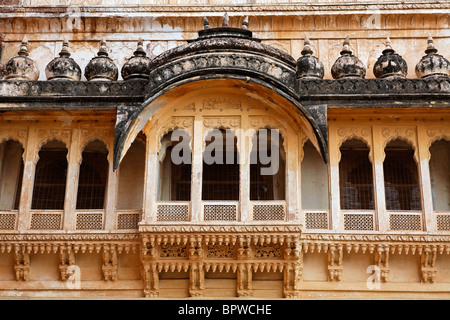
[141,235,159,297]
[237,263,253,297]
[284,238,302,298]
[188,236,204,297]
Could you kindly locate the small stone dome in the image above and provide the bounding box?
[373,37,408,79]
[3,38,40,81]
[331,36,366,79]
[296,36,324,79]
[45,39,81,81]
[415,37,449,79]
[121,38,152,80]
[84,39,118,81]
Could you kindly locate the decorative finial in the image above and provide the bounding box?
[301,35,314,56]
[340,36,352,55]
[385,37,392,49]
[223,13,229,27]
[425,36,438,55]
[98,38,108,56]
[18,37,29,57]
[382,36,395,54]
[59,38,71,58]
[134,37,147,57]
[242,16,249,29]
[203,17,210,30]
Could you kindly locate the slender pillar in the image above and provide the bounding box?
[63,127,81,230]
[417,125,435,231]
[17,128,39,231]
[190,115,203,222]
[372,126,388,232]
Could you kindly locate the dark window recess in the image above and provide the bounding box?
[250,131,285,201]
[13,161,24,210]
[32,150,68,210]
[384,140,421,211]
[339,140,374,210]
[76,150,108,209]
[202,129,239,201]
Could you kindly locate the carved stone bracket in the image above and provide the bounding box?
[327,244,343,282]
[421,245,437,284]
[237,264,253,297]
[374,245,390,283]
[59,246,76,282]
[13,251,30,281]
[102,245,118,281]
[139,224,302,298]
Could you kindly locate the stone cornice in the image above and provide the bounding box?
[0,78,448,108]
[0,232,141,242]
[301,233,450,243]
[139,224,303,234]
[2,2,450,16]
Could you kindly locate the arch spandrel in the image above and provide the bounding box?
[113,78,328,170]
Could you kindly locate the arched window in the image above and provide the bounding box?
[76,140,108,210]
[0,140,24,210]
[383,139,421,211]
[250,129,285,201]
[301,140,329,210]
[429,139,449,211]
[202,128,239,201]
[339,139,374,210]
[158,130,192,201]
[117,133,146,210]
[32,140,68,210]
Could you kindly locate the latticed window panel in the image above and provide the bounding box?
[157,204,189,221]
[252,205,285,221]
[344,214,374,231]
[76,213,103,230]
[0,213,17,230]
[117,213,141,230]
[305,212,329,230]
[437,215,450,231]
[389,214,422,231]
[204,204,237,221]
[30,213,62,230]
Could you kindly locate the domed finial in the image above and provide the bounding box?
[374,37,408,79]
[415,36,449,78]
[59,38,71,58]
[203,17,210,30]
[425,36,438,55]
[331,36,366,79]
[301,35,314,56]
[97,38,108,56]
[296,35,324,79]
[121,37,152,80]
[85,38,118,81]
[18,37,29,57]
[222,13,229,27]
[3,36,40,81]
[242,16,249,29]
[45,38,81,81]
[341,36,352,55]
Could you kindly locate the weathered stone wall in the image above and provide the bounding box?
[0,2,449,80]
